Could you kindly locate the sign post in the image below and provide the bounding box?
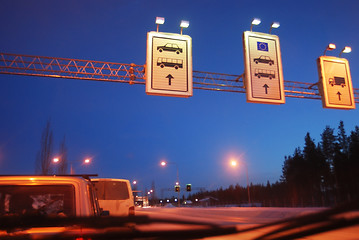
[317,56,355,109]
[146,31,192,97]
[243,31,285,104]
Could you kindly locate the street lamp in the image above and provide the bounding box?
[53,157,91,174]
[160,160,180,207]
[339,46,352,57]
[250,18,261,31]
[160,161,179,184]
[155,17,165,32]
[230,159,251,205]
[323,43,336,56]
[180,20,189,35]
[269,22,280,34]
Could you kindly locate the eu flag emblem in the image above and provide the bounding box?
[257,42,268,51]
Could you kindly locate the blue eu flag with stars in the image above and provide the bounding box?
[257,42,268,51]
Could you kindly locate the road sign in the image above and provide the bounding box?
[243,31,285,104]
[317,56,355,109]
[146,31,192,97]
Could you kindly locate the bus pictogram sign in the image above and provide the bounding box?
[146,31,192,97]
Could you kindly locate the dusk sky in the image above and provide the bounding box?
[1,0,358,198]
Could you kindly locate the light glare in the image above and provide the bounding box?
[342,46,352,53]
[230,160,237,167]
[180,20,189,28]
[271,22,280,28]
[252,18,261,25]
[328,43,336,50]
[155,17,165,25]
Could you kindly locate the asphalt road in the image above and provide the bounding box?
[136,206,359,239]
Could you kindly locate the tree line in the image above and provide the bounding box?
[189,121,359,207]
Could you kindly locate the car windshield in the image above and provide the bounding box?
[0,185,75,217]
[1,1,359,239]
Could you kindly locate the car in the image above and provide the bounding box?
[157,43,183,54]
[253,55,274,65]
[0,175,101,217]
[0,175,104,239]
[92,178,135,216]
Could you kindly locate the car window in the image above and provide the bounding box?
[0,185,75,217]
[93,181,129,200]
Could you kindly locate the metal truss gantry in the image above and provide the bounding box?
[1,53,358,102]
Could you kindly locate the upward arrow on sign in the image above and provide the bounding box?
[337,91,342,101]
[263,84,269,94]
[166,74,174,85]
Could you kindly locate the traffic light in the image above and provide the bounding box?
[174,185,180,192]
[186,184,192,192]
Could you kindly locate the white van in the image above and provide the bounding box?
[91,178,135,216]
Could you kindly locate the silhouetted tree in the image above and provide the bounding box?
[35,120,54,175]
[347,126,359,199]
[56,136,68,174]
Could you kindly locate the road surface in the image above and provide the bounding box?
[136,206,359,239]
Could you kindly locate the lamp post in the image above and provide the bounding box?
[155,17,165,32]
[269,22,280,34]
[339,46,352,58]
[323,43,336,56]
[160,160,180,207]
[230,159,251,206]
[250,18,261,31]
[180,20,189,35]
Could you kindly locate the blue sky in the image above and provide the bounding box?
[1,0,358,197]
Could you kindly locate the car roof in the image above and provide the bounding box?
[0,175,92,185]
[91,178,130,183]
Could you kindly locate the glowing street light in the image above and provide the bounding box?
[269,22,280,34]
[160,160,180,207]
[180,20,189,35]
[230,159,251,205]
[323,43,336,56]
[53,157,91,174]
[230,160,237,167]
[339,46,352,57]
[155,17,165,32]
[250,18,261,31]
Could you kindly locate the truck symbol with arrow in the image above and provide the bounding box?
[329,76,345,87]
